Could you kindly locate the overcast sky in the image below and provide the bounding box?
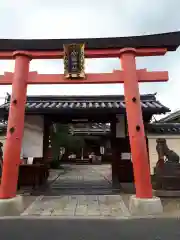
[0,0,179,114]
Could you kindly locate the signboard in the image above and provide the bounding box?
[121,152,132,161]
[100,146,105,155]
[63,43,85,79]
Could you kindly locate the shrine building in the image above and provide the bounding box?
[1,93,180,182]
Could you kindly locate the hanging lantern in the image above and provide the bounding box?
[63,43,85,79]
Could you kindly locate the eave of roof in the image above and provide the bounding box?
[0,94,170,115]
[158,110,180,123]
[147,123,180,134]
[0,122,7,132]
[73,123,180,135]
[1,122,180,135]
[0,31,179,51]
[24,94,159,102]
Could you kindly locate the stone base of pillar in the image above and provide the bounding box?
[129,195,163,216]
[0,195,24,216]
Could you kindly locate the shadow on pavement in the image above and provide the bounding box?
[0,218,180,240]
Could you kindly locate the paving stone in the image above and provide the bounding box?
[22,194,130,217]
[100,205,112,216]
[21,165,130,217]
[41,208,54,216]
[75,207,88,216]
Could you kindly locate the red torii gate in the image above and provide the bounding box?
[0,32,179,209]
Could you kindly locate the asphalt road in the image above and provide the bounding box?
[0,218,180,240]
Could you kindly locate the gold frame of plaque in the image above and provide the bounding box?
[63,43,85,79]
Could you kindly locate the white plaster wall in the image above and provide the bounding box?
[147,134,180,175]
[22,115,44,158]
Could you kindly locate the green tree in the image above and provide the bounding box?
[50,123,85,160]
[50,123,69,159]
[66,134,85,154]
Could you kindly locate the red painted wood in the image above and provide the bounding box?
[0,70,168,85]
[0,51,30,199]
[120,48,153,198]
[0,48,167,60]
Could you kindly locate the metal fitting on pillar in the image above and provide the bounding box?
[119,48,137,56]
[132,97,137,102]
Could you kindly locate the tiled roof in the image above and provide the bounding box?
[147,123,180,134]
[0,94,170,114]
[158,110,180,123]
[0,122,6,133]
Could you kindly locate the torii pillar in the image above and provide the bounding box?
[120,48,162,215]
[0,51,31,206]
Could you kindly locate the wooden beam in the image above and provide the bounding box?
[0,69,168,85]
[0,48,167,60]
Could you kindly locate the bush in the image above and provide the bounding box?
[50,157,61,169]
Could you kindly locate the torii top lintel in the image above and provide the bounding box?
[0,31,179,59]
[0,31,179,84]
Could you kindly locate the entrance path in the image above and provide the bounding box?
[46,164,114,195]
[21,164,130,218]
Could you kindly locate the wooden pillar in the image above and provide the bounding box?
[120,48,153,199]
[0,51,31,199]
[110,117,120,187]
[43,117,51,163]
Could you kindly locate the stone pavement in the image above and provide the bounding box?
[47,169,64,182]
[21,195,130,217]
[19,164,180,218]
[91,164,112,183]
[21,164,130,217]
[47,165,115,194]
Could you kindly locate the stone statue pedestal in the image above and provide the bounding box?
[154,162,180,190]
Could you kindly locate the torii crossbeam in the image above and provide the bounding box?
[0,69,168,85]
